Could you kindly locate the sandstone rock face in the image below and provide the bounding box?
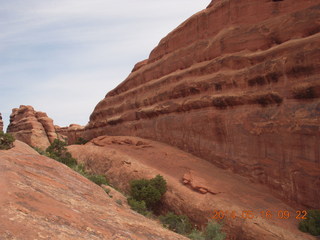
[87,0,320,209]
[56,123,86,144]
[7,105,59,149]
[68,136,316,240]
[0,113,3,132]
[0,141,188,240]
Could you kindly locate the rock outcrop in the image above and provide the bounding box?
[86,0,320,209]
[7,105,60,149]
[56,124,86,144]
[0,141,188,240]
[68,136,316,240]
[0,113,3,132]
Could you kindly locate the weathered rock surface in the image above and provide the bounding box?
[0,113,3,132]
[0,140,188,240]
[7,105,60,149]
[68,136,316,240]
[56,123,86,144]
[86,0,320,209]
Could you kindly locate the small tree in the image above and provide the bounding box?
[150,174,167,195]
[129,174,167,209]
[46,139,76,167]
[0,131,15,150]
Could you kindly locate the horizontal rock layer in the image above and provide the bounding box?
[86,0,320,209]
[0,141,188,240]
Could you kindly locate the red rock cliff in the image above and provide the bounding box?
[87,0,320,209]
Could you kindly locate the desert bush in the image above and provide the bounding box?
[188,220,226,240]
[86,173,108,186]
[46,139,77,167]
[204,220,226,240]
[130,174,167,209]
[70,164,108,186]
[188,229,205,240]
[127,198,150,216]
[46,139,67,156]
[299,210,320,236]
[33,146,47,155]
[0,131,15,150]
[160,212,193,235]
[70,163,87,176]
[150,174,167,195]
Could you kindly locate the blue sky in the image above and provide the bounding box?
[0,0,209,130]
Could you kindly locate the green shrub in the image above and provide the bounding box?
[160,212,193,235]
[130,174,167,209]
[46,139,67,156]
[150,174,167,195]
[127,198,150,216]
[0,131,15,150]
[188,229,205,240]
[204,221,226,240]
[116,199,123,206]
[87,173,108,186]
[46,139,77,167]
[33,146,46,155]
[299,210,320,236]
[75,137,89,145]
[70,163,87,176]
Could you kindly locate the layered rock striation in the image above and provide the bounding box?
[7,105,60,149]
[87,0,320,209]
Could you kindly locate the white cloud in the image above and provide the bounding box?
[0,0,210,130]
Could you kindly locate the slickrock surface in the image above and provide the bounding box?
[0,140,188,240]
[86,0,320,209]
[7,105,60,149]
[0,113,3,132]
[68,136,316,240]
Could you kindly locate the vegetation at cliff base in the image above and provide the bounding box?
[127,175,226,239]
[0,131,15,150]
[299,210,320,236]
